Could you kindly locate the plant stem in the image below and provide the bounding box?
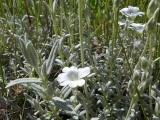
[78,0,89,119]
[112,7,119,49]
[21,86,29,119]
[125,98,136,120]
[134,82,148,120]
[134,36,149,70]
[149,34,153,114]
[69,0,75,53]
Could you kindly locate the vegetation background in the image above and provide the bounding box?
[1,0,160,120]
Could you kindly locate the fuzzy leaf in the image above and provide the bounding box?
[47,81,57,97]
[43,1,51,13]
[39,113,51,120]
[23,93,35,106]
[152,87,160,97]
[30,83,46,99]
[5,78,42,88]
[26,41,39,69]
[76,91,87,106]
[41,60,48,79]
[60,86,72,98]
[24,93,43,111]
[46,40,59,77]
[52,97,73,111]
[18,39,31,64]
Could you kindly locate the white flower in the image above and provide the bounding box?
[130,23,145,35]
[120,6,144,20]
[118,19,134,26]
[118,19,127,26]
[57,66,90,88]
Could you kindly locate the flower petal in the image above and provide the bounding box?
[62,67,70,73]
[68,81,78,88]
[77,79,85,86]
[60,80,71,86]
[57,73,71,83]
[70,66,78,71]
[78,67,90,78]
[129,6,139,12]
[62,66,78,73]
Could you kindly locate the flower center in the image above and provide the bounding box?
[72,77,77,81]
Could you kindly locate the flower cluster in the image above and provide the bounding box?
[119,6,145,36]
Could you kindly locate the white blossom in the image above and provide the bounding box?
[57,66,90,88]
[120,6,144,20]
[130,23,146,35]
[118,19,127,26]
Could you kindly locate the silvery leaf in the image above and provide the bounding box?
[24,93,43,111]
[41,59,48,79]
[51,97,73,111]
[26,41,39,69]
[6,78,42,88]
[46,40,59,77]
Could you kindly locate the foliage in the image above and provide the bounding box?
[1,0,160,120]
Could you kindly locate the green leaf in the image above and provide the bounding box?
[104,81,112,92]
[17,38,39,69]
[26,41,39,69]
[39,113,51,120]
[60,86,72,98]
[153,57,160,64]
[24,93,34,106]
[41,60,48,79]
[76,91,87,106]
[5,78,42,88]
[75,103,82,112]
[152,87,160,97]
[43,1,51,13]
[46,40,59,77]
[24,93,43,112]
[52,97,73,111]
[30,83,46,99]
[47,81,57,98]
[18,39,31,64]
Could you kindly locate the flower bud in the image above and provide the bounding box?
[141,57,149,70]
[146,8,159,33]
[147,0,158,18]
[145,17,156,33]
[128,80,135,95]
[113,0,120,12]
[133,70,140,81]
